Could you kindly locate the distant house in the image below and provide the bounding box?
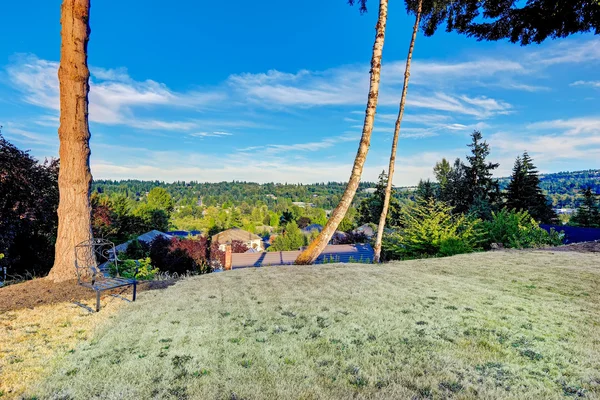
[302,224,323,235]
[212,228,264,251]
[292,202,315,208]
[115,230,173,253]
[354,224,375,238]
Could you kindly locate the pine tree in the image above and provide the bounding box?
[463,131,500,217]
[433,158,452,190]
[357,171,400,226]
[415,179,437,201]
[506,152,556,223]
[570,188,600,228]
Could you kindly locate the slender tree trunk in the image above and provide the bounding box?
[47,0,93,282]
[372,0,423,263]
[295,0,388,265]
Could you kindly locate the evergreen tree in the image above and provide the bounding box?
[415,179,437,201]
[463,131,500,217]
[570,188,600,228]
[440,158,470,213]
[357,171,401,226]
[506,152,556,223]
[433,158,451,190]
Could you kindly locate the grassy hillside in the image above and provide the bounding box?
[27,251,600,399]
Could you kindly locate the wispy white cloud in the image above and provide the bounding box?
[6,54,224,130]
[190,131,233,138]
[527,117,600,135]
[571,80,600,88]
[237,134,358,154]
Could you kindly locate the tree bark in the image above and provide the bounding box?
[373,0,423,263]
[47,0,93,282]
[295,0,388,265]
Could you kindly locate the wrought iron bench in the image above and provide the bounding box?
[75,238,137,312]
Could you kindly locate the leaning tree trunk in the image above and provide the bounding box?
[295,0,388,265]
[47,0,93,282]
[373,0,423,263]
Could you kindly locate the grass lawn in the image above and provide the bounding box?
[24,251,600,399]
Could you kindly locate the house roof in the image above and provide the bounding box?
[302,224,323,234]
[115,230,172,253]
[354,224,375,237]
[212,228,261,244]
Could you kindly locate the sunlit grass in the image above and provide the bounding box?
[0,300,122,399]
[26,251,600,399]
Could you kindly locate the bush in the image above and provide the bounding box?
[382,199,484,260]
[483,209,563,249]
[124,239,150,259]
[149,236,211,275]
[268,221,307,251]
[0,135,58,278]
[109,257,158,280]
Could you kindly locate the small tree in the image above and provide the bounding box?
[382,198,483,260]
[147,187,175,215]
[269,221,306,251]
[570,188,600,228]
[357,171,400,226]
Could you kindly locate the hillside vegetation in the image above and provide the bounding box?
[28,251,600,399]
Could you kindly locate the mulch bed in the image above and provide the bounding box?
[539,241,600,253]
[0,278,175,312]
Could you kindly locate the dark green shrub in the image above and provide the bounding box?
[124,239,150,259]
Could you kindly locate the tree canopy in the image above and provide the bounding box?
[412,0,600,45]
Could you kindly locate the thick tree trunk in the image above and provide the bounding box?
[295,0,388,265]
[373,0,423,263]
[47,0,93,282]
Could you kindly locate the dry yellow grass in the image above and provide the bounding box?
[27,250,600,399]
[0,299,122,399]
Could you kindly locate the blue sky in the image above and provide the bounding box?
[1,0,599,185]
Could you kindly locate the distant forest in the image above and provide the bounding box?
[93,168,599,210]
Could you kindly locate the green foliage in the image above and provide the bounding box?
[570,188,600,228]
[433,158,451,190]
[483,209,563,249]
[109,257,158,280]
[134,204,170,233]
[0,134,58,278]
[357,171,401,226]
[268,221,307,251]
[147,187,175,214]
[124,239,149,259]
[383,199,484,260]
[506,152,556,223]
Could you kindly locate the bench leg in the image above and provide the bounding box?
[132,283,137,302]
[96,291,101,312]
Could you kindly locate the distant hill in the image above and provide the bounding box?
[93,169,599,210]
[497,169,600,209]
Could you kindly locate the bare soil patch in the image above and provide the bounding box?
[0,278,175,312]
[540,240,600,253]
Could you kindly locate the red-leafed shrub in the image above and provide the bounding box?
[230,240,249,253]
[149,236,211,275]
[210,241,225,269]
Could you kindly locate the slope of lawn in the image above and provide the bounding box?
[30,250,600,399]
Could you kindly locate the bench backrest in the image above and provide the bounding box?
[74,238,119,284]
